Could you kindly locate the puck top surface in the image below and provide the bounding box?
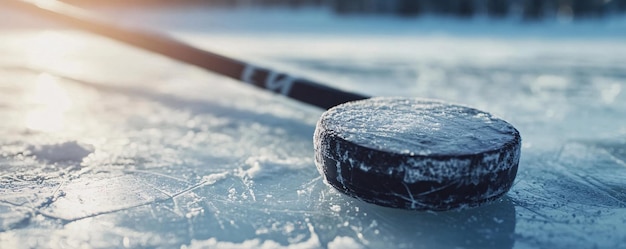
[320,97,518,157]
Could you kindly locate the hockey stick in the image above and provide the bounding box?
[7,0,368,110]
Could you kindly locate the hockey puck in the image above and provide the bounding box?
[313,97,521,211]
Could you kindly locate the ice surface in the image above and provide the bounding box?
[1,4,626,249]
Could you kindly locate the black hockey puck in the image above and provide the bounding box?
[313,97,521,211]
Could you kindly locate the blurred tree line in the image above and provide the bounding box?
[331,0,626,20]
[61,0,626,20]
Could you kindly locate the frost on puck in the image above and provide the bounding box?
[313,97,521,211]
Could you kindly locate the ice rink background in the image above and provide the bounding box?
[1,4,625,248]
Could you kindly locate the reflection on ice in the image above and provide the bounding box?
[358,198,516,249]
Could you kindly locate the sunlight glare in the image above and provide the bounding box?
[26,0,60,8]
[25,73,73,133]
[25,30,89,74]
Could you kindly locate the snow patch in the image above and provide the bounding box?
[327,236,364,249]
[26,141,94,163]
[183,223,320,249]
[202,171,230,185]
[242,156,309,179]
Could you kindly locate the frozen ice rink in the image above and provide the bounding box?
[1,4,625,249]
